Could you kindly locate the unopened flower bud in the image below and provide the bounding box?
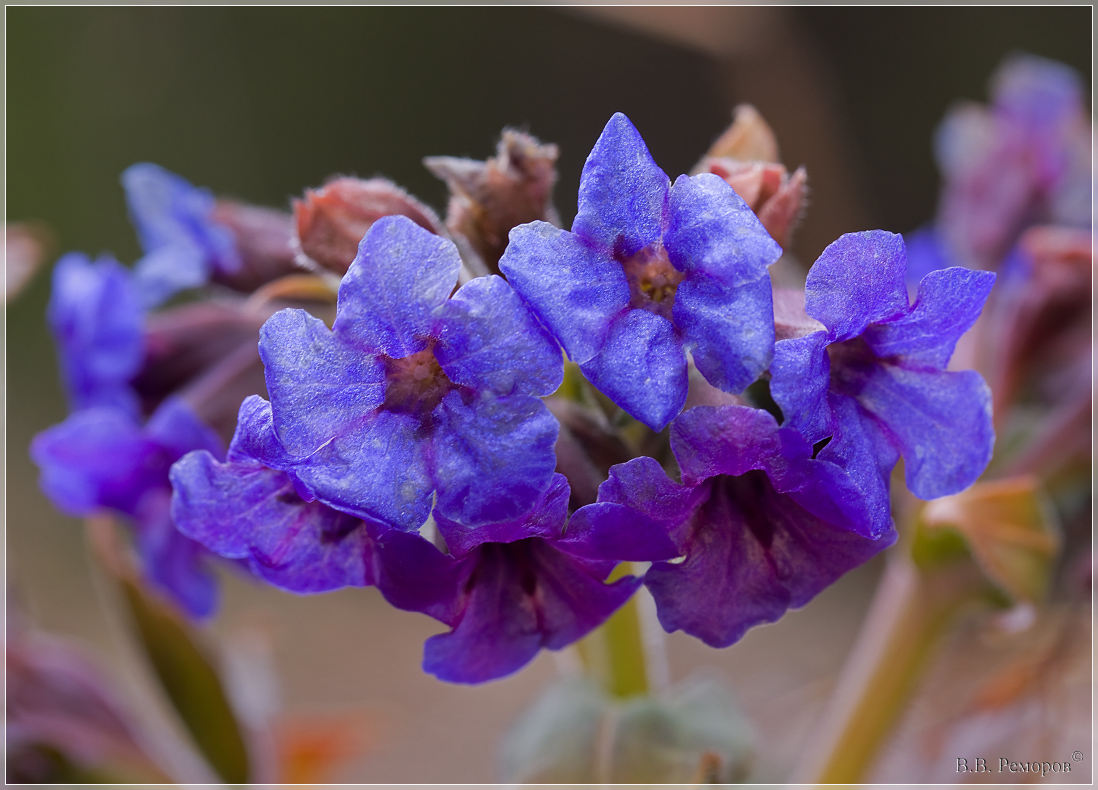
[425,129,561,273]
[694,106,807,248]
[702,103,780,163]
[293,177,444,275]
[210,200,299,292]
[5,221,52,302]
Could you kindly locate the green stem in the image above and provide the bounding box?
[576,563,649,698]
[790,556,982,784]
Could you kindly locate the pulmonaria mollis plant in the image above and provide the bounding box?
[33,108,997,684]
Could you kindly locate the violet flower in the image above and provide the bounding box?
[499,113,780,431]
[933,54,1090,270]
[122,163,240,306]
[47,252,145,416]
[770,231,996,501]
[257,214,563,531]
[381,474,677,684]
[573,405,896,648]
[31,397,225,618]
[170,396,378,593]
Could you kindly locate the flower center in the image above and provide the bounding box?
[620,241,685,321]
[710,470,778,548]
[381,344,455,417]
[826,335,886,398]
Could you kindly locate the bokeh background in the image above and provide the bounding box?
[6,6,1091,783]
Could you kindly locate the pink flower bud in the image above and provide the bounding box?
[5,221,52,302]
[694,106,806,248]
[703,103,780,163]
[293,177,444,275]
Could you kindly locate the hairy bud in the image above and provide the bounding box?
[293,177,444,275]
[425,129,561,273]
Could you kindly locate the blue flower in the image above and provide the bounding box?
[256,214,563,531]
[47,253,145,415]
[573,405,896,648]
[770,231,996,501]
[499,113,781,431]
[31,397,225,618]
[122,163,240,307]
[170,396,378,593]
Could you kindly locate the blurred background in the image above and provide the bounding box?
[6,6,1090,783]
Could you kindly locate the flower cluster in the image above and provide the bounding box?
[907,53,1090,281]
[34,110,996,682]
[32,165,297,617]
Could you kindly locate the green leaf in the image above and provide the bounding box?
[500,673,754,784]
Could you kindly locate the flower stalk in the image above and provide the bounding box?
[576,564,649,698]
[791,555,986,784]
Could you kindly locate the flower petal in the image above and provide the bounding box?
[669,405,795,486]
[674,273,774,394]
[434,274,563,397]
[47,253,144,414]
[863,267,996,369]
[805,231,910,341]
[567,457,696,559]
[850,364,995,499]
[135,499,218,619]
[422,544,542,683]
[530,540,641,650]
[133,243,210,308]
[580,309,687,431]
[421,540,640,683]
[170,450,374,593]
[289,409,433,531]
[259,308,385,457]
[432,391,559,528]
[769,332,832,443]
[572,113,669,257]
[796,394,898,540]
[664,173,782,285]
[122,163,238,274]
[372,529,470,624]
[333,215,461,358]
[31,408,158,517]
[145,397,223,462]
[435,473,569,558]
[645,473,894,648]
[498,221,629,364]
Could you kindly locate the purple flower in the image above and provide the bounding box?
[256,214,563,531]
[934,55,1090,269]
[31,397,225,618]
[499,113,780,431]
[47,252,145,415]
[379,474,677,684]
[122,163,240,306]
[574,405,896,648]
[770,231,996,501]
[170,396,378,593]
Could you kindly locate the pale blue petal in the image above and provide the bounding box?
[498,221,629,364]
